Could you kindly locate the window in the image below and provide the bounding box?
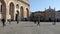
[0,5,2,13]
[16,4,19,9]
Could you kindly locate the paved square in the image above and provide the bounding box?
[0,21,60,34]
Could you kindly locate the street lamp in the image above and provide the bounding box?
[52,8,56,25]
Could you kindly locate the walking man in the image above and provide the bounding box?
[16,11,19,24]
[1,17,6,27]
[37,16,40,26]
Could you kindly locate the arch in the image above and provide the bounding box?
[9,2,14,20]
[20,6,24,18]
[0,4,2,13]
[26,8,29,17]
[16,4,19,8]
[0,0,6,19]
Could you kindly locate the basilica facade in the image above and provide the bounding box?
[0,0,30,21]
[30,6,56,22]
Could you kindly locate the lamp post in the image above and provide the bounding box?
[53,8,56,25]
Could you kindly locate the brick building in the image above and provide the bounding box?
[45,6,55,21]
[30,6,56,22]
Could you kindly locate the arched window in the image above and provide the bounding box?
[0,0,6,19]
[26,8,29,17]
[9,2,14,20]
[16,4,19,9]
[20,6,24,18]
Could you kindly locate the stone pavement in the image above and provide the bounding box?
[0,21,60,34]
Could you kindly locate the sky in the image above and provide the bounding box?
[29,0,60,12]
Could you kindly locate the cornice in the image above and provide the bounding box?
[18,0,30,6]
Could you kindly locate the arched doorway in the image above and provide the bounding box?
[0,0,6,20]
[26,8,29,17]
[9,2,14,21]
[20,6,24,20]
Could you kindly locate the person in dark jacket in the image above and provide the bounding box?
[16,11,19,24]
[1,17,6,27]
[16,14,19,24]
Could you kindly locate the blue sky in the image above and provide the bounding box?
[30,0,60,12]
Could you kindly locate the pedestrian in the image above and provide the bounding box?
[37,16,40,26]
[16,11,19,24]
[8,15,11,24]
[34,20,36,24]
[16,14,19,24]
[17,19,19,24]
[1,16,6,27]
[34,16,37,24]
[34,16,36,24]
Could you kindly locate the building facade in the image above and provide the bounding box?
[55,10,60,21]
[30,11,45,21]
[34,11,45,21]
[0,0,30,21]
[45,6,55,21]
[30,6,56,22]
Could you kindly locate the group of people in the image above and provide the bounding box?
[1,11,19,27]
[1,15,19,27]
[1,18,19,27]
[1,13,40,27]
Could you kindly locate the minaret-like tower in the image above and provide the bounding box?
[49,6,51,9]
